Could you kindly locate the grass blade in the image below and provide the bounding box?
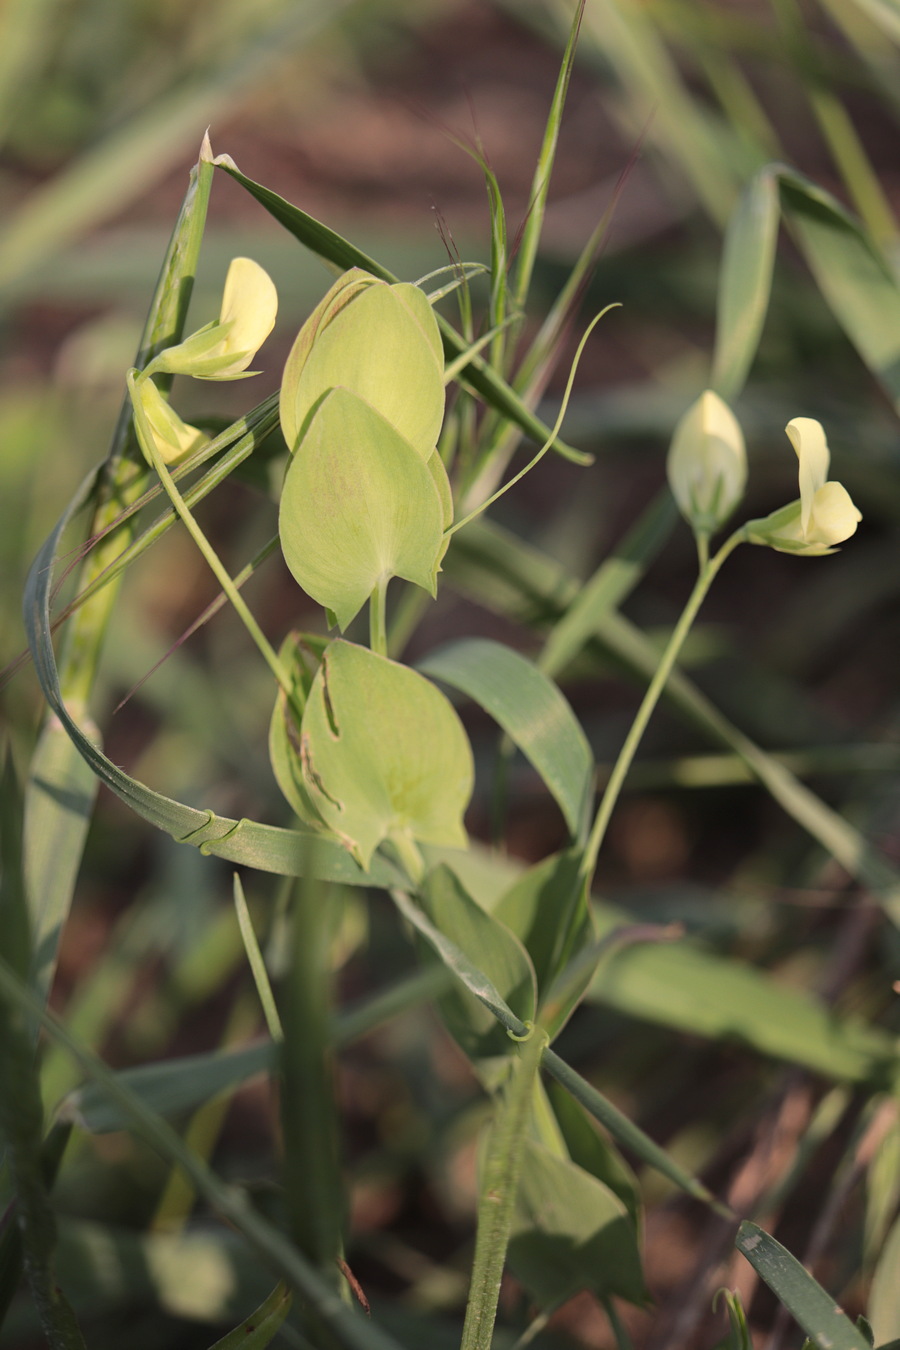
[206,1282,292,1350]
[419,638,593,841]
[735,1221,870,1350]
[214,156,591,465]
[233,877,283,1042]
[0,955,407,1350]
[711,169,780,401]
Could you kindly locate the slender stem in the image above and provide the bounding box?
[695,529,710,571]
[369,574,388,657]
[447,306,617,539]
[579,526,745,891]
[127,371,301,722]
[389,832,425,887]
[461,1026,549,1350]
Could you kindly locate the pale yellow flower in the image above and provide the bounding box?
[746,417,861,555]
[149,257,277,381]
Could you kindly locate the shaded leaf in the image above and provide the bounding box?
[206,1282,292,1350]
[421,864,536,1070]
[419,638,593,839]
[869,1209,900,1346]
[508,1140,647,1309]
[494,847,596,1036]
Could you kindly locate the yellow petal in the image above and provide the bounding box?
[216,257,278,375]
[786,417,829,536]
[807,480,862,547]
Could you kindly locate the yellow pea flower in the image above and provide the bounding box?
[746,417,861,556]
[148,257,278,381]
[667,390,747,534]
[134,376,207,466]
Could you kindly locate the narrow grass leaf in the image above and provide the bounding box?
[23,718,98,1010]
[419,638,593,840]
[542,1048,726,1210]
[206,1282,292,1350]
[844,0,900,46]
[0,956,407,1350]
[511,0,586,315]
[735,1221,870,1350]
[233,877,283,1042]
[214,157,590,464]
[66,1042,275,1135]
[420,865,536,1067]
[868,1209,900,1345]
[573,0,743,226]
[23,482,402,888]
[777,166,900,411]
[390,887,528,1039]
[711,169,780,401]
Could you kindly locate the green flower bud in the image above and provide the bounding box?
[667,390,747,534]
[135,377,207,465]
[746,417,861,555]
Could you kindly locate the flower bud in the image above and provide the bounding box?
[667,390,747,534]
[135,377,207,465]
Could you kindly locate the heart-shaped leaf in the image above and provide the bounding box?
[300,641,473,870]
[281,273,444,456]
[279,388,446,630]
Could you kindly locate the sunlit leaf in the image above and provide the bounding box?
[300,641,473,870]
[279,389,446,629]
[281,271,443,457]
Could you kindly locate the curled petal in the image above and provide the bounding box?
[216,257,279,377]
[807,480,862,548]
[786,417,829,536]
[149,257,277,380]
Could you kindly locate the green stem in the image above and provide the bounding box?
[460,1026,549,1350]
[579,526,745,891]
[369,574,388,657]
[127,371,301,722]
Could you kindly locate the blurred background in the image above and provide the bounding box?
[4,1,900,1347]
